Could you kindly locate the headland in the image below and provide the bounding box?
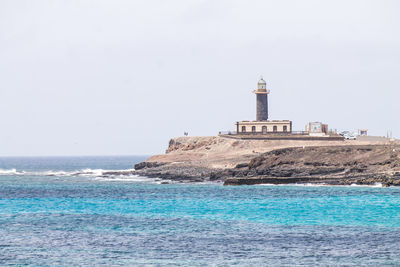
[133,78,399,186]
[133,136,400,186]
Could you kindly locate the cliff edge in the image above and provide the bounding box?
[133,136,400,185]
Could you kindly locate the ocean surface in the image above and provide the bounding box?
[1,156,400,266]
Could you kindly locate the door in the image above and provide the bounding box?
[262,126,267,134]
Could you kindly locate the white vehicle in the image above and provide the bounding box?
[344,134,357,140]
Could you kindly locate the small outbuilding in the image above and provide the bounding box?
[358,129,368,136]
[305,122,329,136]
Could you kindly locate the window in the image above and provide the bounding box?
[241,126,246,132]
[262,126,267,134]
[252,126,256,133]
[283,126,287,132]
[273,126,278,132]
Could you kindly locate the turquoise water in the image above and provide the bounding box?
[1,157,400,265]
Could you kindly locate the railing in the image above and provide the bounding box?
[291,131,308,135]
[219,131,308,136]
[218,131,237,135]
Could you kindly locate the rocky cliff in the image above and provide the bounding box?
[220,145,400,186]
[133,136,400,186]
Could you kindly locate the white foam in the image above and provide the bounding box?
[0,168,24,175]
[0,168,136,178]
[93,175,161,183]
[69,169,105,177]
[350,182,383,188]
[0,167,217,185]
[256,183,327,187]
[256,182,384,188]
[373,182,383,187]
[40,170,70,176]
[293,183,328,187]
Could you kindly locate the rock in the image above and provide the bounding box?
[134,162,166,170]
[235,163,249,169]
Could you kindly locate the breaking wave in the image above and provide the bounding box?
[0,168,24,175]
[350,182,383,188]
[93,175,163,183]
[256,182,384,188]
[0,168,135,178]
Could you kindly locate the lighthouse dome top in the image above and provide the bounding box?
[257,77,267,91]
[258,78,266,85]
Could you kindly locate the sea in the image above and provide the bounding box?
[1,156,400,266]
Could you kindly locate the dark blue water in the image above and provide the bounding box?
[1,156,400,266]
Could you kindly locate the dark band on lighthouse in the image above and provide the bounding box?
[254,78,269,121]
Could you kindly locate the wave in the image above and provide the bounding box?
[0,168,172,184]
[93,175,162,183]
[0,168,25,175]
[0,168,135,178]
[256,182,384,188]
[256,183,328,187]
[350,182,383,188]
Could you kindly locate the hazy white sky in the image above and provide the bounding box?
[0,0,399,156]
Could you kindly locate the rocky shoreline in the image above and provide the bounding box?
[131,136,400,186]
[133,162,218,183]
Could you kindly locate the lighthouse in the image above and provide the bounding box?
[254,77,270,121]
[234,77,291,135]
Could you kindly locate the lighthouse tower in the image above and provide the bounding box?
[254,77,270,121]
[234,77,291,135]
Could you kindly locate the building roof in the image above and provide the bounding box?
[237,120,291,124]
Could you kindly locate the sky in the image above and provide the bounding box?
[0,0,399,156]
